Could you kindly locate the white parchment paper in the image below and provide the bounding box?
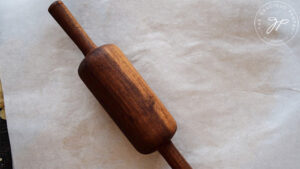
[0,0,300,168]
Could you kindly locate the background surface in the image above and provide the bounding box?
[1,0,300,168]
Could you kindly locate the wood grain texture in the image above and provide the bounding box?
[79,44,177,154]
[49,1,192,168]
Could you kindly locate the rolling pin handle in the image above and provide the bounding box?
[159,141,193,169]
[48,1,97,56]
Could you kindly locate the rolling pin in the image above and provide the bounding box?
[49,1,192,169]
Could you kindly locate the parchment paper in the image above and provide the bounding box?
[0,0,300,168]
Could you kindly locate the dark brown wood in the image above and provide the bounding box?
[79,44,177,154]
[159,141,192,169]
[48,1,96,55]
[49,1,192,168]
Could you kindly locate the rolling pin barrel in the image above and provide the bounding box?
[49,1,192,168]
[78,44,177,154]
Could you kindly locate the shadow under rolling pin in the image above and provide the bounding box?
[48,1,192,169]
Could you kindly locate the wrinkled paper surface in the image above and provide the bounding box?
[0,0,300,168]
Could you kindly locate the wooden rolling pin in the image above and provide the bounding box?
[49,1,192,169]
